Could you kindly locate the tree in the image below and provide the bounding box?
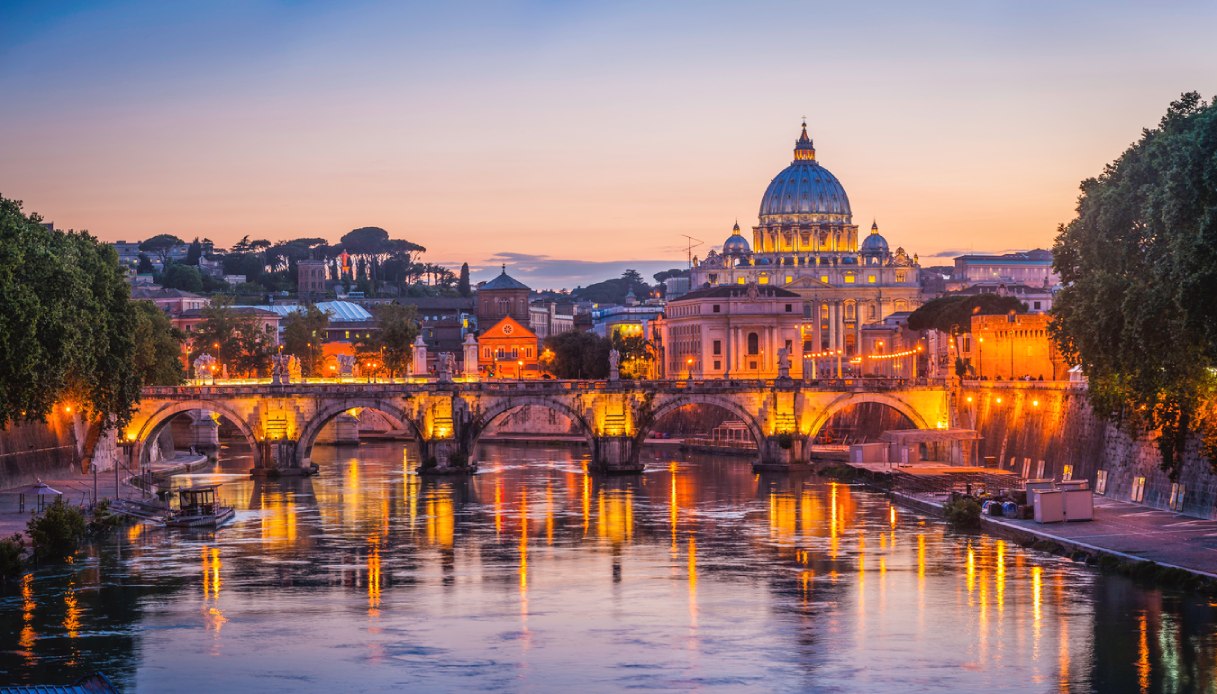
[185,237,203,265]
[190,298,274,377]
[356,303,419,377]
[1051,92,1217,479]
[0,196,141,429]
[907,294,1026,334]
[612,333,656,379]
[571,269,653,305]
[136,253,154,274]
[282,304,330,377]
[543,331,611,379]
[139,233,184,267]
[160,263,204,292]
[458,262,472,297]
[130,301,185,386]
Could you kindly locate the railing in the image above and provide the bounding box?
[145,376,951,397]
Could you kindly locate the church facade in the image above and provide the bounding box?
[686,123,921,362]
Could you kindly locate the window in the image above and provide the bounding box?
[785,304,792,313]
[844,274,856,284]
[896,271,906,283]
[1033,301,1042,310]
[747,332,760,355]
[867,275,876,284]
[758,275,769,285]
[820,275,829,284]
[713,360,721,370]
[785,275,793,284]
[712,340,722,355]
[737,277,746,284]
[713,305,721,313]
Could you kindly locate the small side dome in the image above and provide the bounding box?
[861,219,889,255]
[722,221,752,256]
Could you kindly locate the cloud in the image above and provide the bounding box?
[441,252,685,292]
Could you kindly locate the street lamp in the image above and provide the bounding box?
[686,356,694,380]
[517,359,524,380]
[977,336,984,379]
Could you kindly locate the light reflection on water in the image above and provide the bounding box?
[3,442,1217,692]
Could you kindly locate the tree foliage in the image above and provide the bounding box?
[356,303,419,377]
[130,301,185,386]
[543,331,612,379]
[282,304,330,377]
[906,294,1027,334]
[160,262,204,292]
[458,262,472,297]
[0,196,142,429]
[138,233,184,266]
[27,497,86,561]
[571,270,653,305]
[1050,92,1217,479]
[190,298,275,377]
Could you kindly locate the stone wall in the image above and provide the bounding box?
[0,412,80,489]
[962,382,1217,519]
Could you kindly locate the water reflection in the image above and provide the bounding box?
[4,443,1217,691]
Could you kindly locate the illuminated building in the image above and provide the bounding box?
[959,313,1067,380]
[656,284,804,379]
[477,265,531,329]
[478,316,540,379]
[688,122,921,357]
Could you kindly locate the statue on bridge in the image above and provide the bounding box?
[608,348,620,381]
[437,352,455,383]
[271,352,291,385]
[193,353,216,384]
[777,347,792,381]
[288,355,302,382]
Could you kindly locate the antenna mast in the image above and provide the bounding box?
[680,235,703,268]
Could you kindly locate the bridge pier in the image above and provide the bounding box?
[418,438,477,476]
[191,411,220,452]
[331,412,361,445]
[251,440,305,477]
[752,435,805,472]
[594,436,644,474]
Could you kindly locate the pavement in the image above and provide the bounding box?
[896,489,1217,579]
[990,496,1217,578]
[0,453,209,538]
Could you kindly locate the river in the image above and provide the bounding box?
[2,441,1217,692]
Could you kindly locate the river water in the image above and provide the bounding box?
[3,441,1217,692]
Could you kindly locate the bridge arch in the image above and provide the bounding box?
[634,393,766,459]
[467,395,596,457]
[296,399,420,467]
[804,392,931,450]
[132,399,259,465]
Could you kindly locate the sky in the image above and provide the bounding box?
[2,1,1215,289]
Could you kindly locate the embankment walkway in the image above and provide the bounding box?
[895,490,1217,580]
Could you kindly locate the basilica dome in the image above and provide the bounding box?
[758,122,852,223]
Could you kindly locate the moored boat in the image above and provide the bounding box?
[166,485,235,528]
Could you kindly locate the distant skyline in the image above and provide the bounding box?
[2,1,1215,287]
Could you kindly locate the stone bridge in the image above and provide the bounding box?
[119,379,952,475]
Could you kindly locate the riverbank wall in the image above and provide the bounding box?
[0,411,82,489]
[961,382,1217,519]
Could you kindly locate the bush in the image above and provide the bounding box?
[27,497,86,560]
[87,498,123,535]
[0,534,24,581]
[776,432,794,450]
[944,496,981,529]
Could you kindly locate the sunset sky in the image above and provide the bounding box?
[2,1,1215,288]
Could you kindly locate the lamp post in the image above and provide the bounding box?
[517,359,524,380]
[977,336,984,379]
[686,356,694,380]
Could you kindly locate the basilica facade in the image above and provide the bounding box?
[683,122,921,367]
